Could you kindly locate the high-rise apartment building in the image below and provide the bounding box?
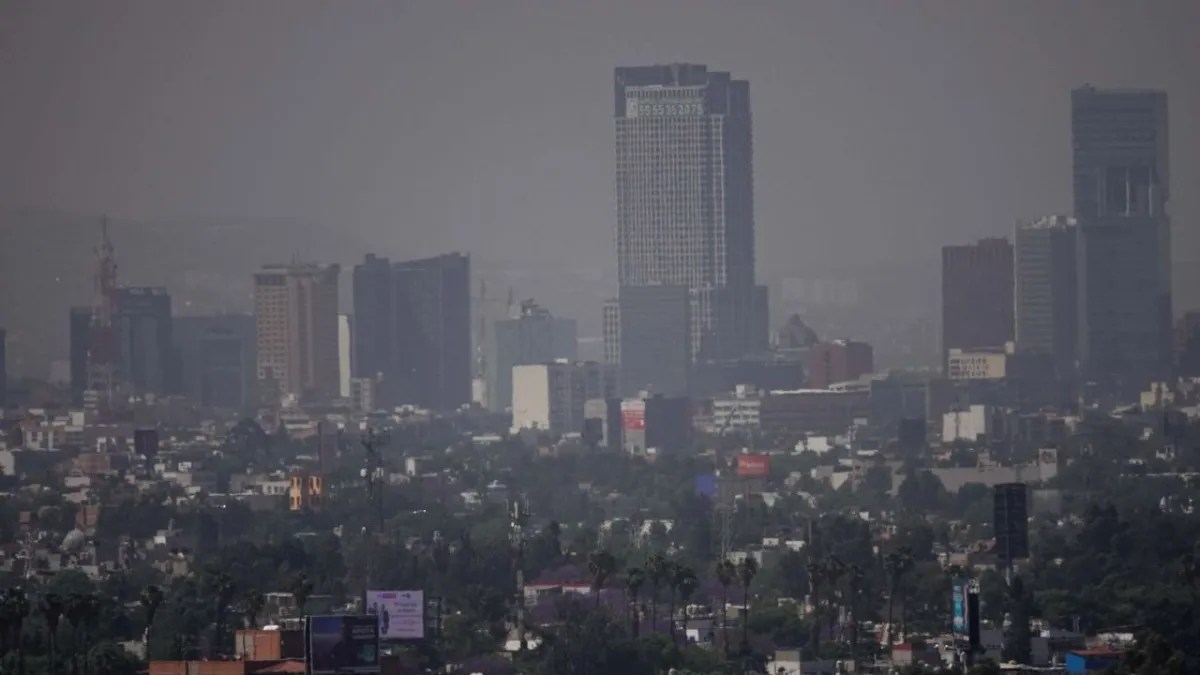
[254,263,340,402]
[941,238,1014,368]
[351,253,470,410]
[490,301,577,413]
[1072,87,1172,392]
[1015,216,1078,378]
[614,63,761,363]
[602,298,620,367]
[175,314,256,410]
[115,287,175,395]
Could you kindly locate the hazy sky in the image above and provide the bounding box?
[1,1,1197,304]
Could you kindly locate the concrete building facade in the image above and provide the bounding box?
[941,238,1014,367]
[490,302,577,413]
[807,339,874,389]
[253,263,340,402]
[1015,216,1078,379]
[618,285,691,397]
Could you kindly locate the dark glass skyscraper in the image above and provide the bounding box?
[1072,87,1171,393]
[614,64,761,365]
[352,253,471,411]
[175,314,256,409]
[1015,216,1078,379]
[116,287,175,395]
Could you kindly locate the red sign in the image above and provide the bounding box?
[736,454,769,478]
[621,409,645,431]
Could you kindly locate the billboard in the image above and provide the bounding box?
[365,590,424,640]
[306,615,380,674]
[951,578,980,648]
[993,483,1029,562]
[736,453,769,478]
[620,400,646,431]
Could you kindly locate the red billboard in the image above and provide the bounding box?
[620,400,646,431]
[736,453,769,478]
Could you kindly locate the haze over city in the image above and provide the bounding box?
[1,4,1200,675]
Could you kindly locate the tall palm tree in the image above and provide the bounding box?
[884,547,914,645]
[289,574,314,618]
[738,556,759,654]
[587,549,617,609]
[2,587,30,675]
[824,557,846,644]
[846,563,865,663]
[40,592,64,672]
[715,559,736,654]
[625,568,645,637]
[675,566,699,643]
[211,572,237,657]
[663,560,681,640]
[644,553,669,634]
[139,585,163,659]
[806,558,825,654]
[65,592,99,675]
[243,591,265,630]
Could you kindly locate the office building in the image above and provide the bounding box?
[511,360,613,436]
[615,63,762,363]
[1072,87,1172,392]
[619,394,693,456]
[942,238,1014,367]
[175,314,256,410]
[253,263,340,402]
[1015,216,1078,378]
[351,253,471,410]
[490,301,577,412]
[807,339,874,389]
[115,287,174,395]
[618,285,691,397]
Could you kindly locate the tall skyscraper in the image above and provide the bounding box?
[602,298,620,367]
[490,301,577,413]
[175,314,256,409]
[614,63,761,364]
[254,263,340,402]
[941,238,1014,368]
[1015,216,1078,378]
[619,285,691,397]
[351,253,471,410]
[115,287,174,395]
[1072,87,1171,392]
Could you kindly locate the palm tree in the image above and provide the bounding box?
[139,585,164,659]
[243,591,266,630]
[625,568,645,637]
[587,549,617,609]
[644,553,669,634]
[663,560,681,640]
[884,547,914,645]
[738,556,759,654]
[40,592,64,672]
[211,572,237,657]
[675,566,699,643]
[65,592,99,675]
[2,587,30,675]
[289,574,314,618]
[715,559,736,654]
[846,563,865,663]
[824,557,846,644]
[806,558,825,654]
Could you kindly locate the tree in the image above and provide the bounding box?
[625,568,645,638]
[290,573,314,617]
[884,547,915,645]
[65,592,100,675]
[1114,631,1188,675]
[587,549,616,609]
[644,553,669,635]
[139,585,163,657]
[824,556,846,646]
[806,558,825,654]
[846,563,865,662]
[87,640,141,675]
[738,556,759,654]
[1,587,30,675]
[1002,576,1032,665]
[243,591,265,630]
[40,591,64,672]
[715,559,737,654]
[674,565,699,642]
[207,571,237,657]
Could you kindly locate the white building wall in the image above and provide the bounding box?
[512,364,553,433]
[942,405,994,443]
